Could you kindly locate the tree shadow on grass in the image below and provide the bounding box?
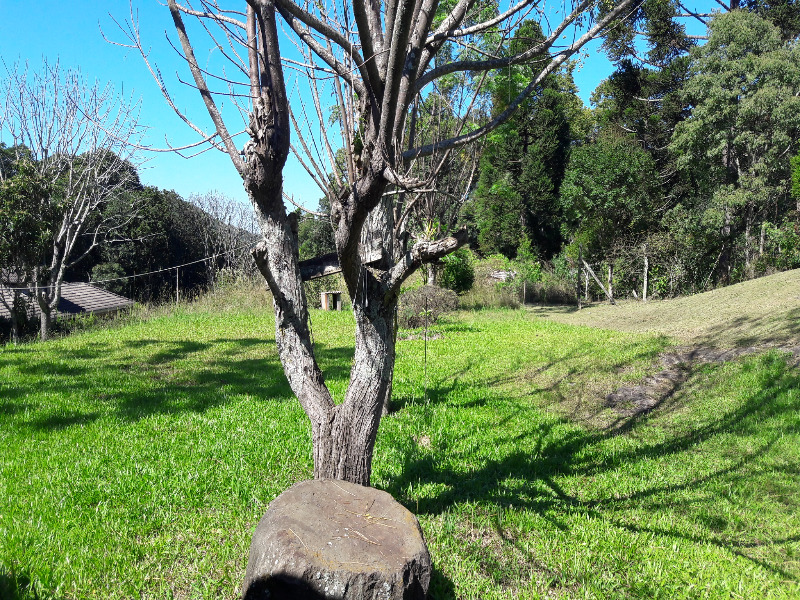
[2,337,299,430]
[0,568,51,600]
[2,332,359,431]
[694,306,800,349]
[427,565,457,600]
[385,352,800,582]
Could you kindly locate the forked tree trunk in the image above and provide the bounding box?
[251,179,399,486]
[314,301,397,484]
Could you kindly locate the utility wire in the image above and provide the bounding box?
[1,243,255,292]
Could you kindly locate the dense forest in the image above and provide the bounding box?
[470,5,800,297]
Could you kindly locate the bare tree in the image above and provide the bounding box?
[118,0,636,485]
[189,190,260,283]
[0,60,143,340]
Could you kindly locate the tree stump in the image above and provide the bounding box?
[242,479,432,600]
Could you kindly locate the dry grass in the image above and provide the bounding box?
[530,268,800,348]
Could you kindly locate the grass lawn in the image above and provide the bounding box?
[531,268,800,348]
[1,303,798,599]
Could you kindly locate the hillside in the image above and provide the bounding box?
[531,268,800,348]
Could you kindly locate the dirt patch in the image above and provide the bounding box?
[605,345,800,419]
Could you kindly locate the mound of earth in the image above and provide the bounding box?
[605,345,800,418]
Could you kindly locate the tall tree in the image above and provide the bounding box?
[559,133,659,260]
[121,0,637,486]
[671,10,800,279]
[470,57,584,259]
[0,61,142,339]
[0,154,56,343]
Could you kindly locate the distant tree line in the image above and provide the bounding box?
[1,142,256,342]
[464,6,800,299]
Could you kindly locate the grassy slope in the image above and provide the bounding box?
[530,268,800,348]
[1,303,799,599]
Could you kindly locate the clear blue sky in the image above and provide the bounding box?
[0,1,712,209]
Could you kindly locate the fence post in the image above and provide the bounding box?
[643,253,649,302]
[577,244,583,311]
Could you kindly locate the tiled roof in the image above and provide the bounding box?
[0,282,134,320]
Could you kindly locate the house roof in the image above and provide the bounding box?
[0,282,134,321]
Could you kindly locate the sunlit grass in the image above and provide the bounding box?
[531,267,800,348]
[1,304,798,599]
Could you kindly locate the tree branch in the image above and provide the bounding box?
[387,227,470,294]
[167,0,245,173]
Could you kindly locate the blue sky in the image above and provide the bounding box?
[0,1,711,210]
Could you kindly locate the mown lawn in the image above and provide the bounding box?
[1,306,798,599]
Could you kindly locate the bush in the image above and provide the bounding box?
[458,254,520,309]
[398,285,458,329]
[440,247,475,293]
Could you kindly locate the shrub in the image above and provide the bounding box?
[440,247,475,293]
[398,285,458,329]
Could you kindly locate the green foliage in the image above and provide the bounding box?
[469,42,583,260]
[297,214,335,261]
[743,0,800,40]
[791,150,800,203]
[669,10,800,282]
[559,134,658,259]
[758,219,800,271]
[0,156,58,277]
[458,254,522,309]
[601,0,694,65]
[512,237,542,284]
[439,247,475,293]
[88,187,212,302]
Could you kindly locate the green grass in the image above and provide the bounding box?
[531,267,800,348]
[1,304,799,599]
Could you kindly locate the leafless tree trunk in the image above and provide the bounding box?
[1,60,142,340]
[121,0,637,485]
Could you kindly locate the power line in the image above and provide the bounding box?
[1,243,255,292]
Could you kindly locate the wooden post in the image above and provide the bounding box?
[176,267,179,306]
[581,258,615,305]
[643,253,649,302]
[584,270,589,302]
[577,244,582,311]
[607,263,613,304]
